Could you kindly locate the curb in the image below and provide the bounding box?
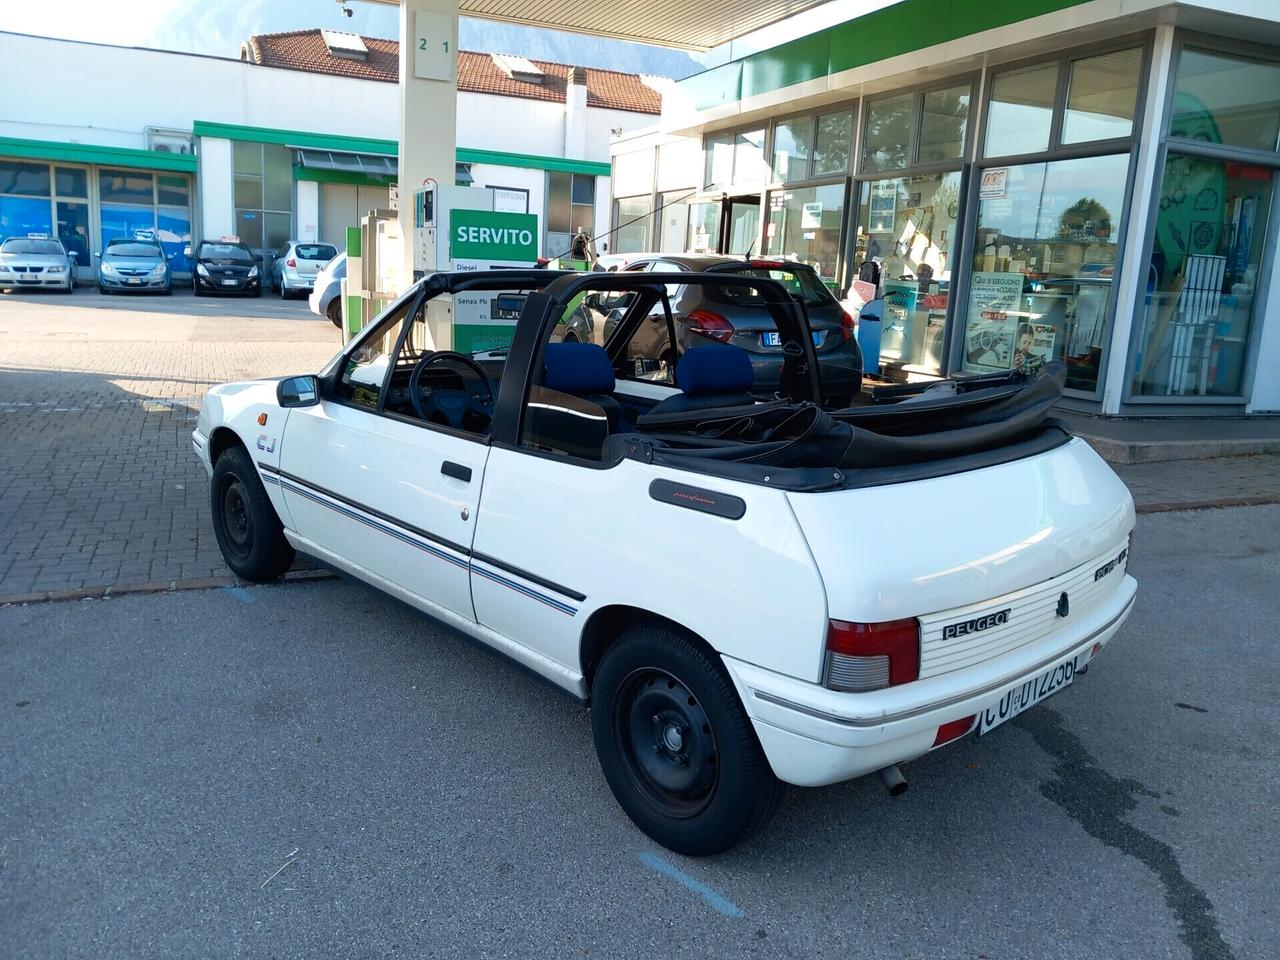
[1135,495,1280,514]
[0,567,333,607]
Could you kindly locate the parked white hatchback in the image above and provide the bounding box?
[270,241,338,299]
[194,269,1136,855]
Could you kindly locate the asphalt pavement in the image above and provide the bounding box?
[2,505,1277,960]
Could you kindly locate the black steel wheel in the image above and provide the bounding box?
[210,445,294,582]
[591,623,783,855]
[616,667,719,819]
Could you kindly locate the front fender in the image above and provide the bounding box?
[195,379,294,526]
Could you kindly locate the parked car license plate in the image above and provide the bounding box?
[977,656,1079,735]
[222,279,237,286]
[127,278,142,284]
[763,331,822,346]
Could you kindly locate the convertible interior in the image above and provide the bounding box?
[352,273,1071,490]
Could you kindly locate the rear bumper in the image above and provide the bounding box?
[723,575,1137,786]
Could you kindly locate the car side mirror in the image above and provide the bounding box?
[183,245,193,257]
[69,251,79,262]
[93,251,101,258]
[277,375,320,407]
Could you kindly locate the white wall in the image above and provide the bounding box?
[295,180,320,243]
[457,94,565,157]
[0,32,656,166]
[0,32,400,148]
[199,137,234,239]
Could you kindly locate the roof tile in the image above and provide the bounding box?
[245,30,662,115]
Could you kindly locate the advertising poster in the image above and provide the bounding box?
[963,271,1024,371]
[801,202,823,229]
[868,181,897,233]
[980,168,1009,200]
[1013,322,1056,376]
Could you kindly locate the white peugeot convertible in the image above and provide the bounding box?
[194,269,1136,855]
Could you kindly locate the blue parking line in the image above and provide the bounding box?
[221,586,256,605]
[637,851,744,918]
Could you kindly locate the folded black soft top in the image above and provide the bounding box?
[624,362,1070,477]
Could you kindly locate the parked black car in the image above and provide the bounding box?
[190,239,261,296]
[585,255,863,407]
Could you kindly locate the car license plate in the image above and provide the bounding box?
[127,278,142,284]
[222,279,237,286]
[763,331,821,346]
[977,656,1079,735]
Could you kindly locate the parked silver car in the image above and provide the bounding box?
[97,237,172,294]
[270,241,338,299]
[308,252,347,327]
[0,235,75,293]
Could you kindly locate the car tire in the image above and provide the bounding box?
[210,445,295,583]
[327,299,342,329]
[590,622,783,856]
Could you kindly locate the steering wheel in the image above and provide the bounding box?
[408,351,496,431]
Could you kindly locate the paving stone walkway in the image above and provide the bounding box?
[2,290,1277,603]
[0,292,337,600]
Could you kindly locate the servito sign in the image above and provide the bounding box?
[450,209,539,264]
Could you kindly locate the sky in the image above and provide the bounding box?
[0,0,705,77]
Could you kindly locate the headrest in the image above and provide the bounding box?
[676,345,755,397]
[543,341,615,395]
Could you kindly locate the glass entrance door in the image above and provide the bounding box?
[721,196,761,256]
[57,201,90,279]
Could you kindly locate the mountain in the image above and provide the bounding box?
[147,0,703,78]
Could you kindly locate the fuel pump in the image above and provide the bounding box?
[412,183,540,352]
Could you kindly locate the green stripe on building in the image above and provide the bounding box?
[681,0,1094,109]
[196,122,610,176]
[455,148,610,177]
[193,121,398,156]
[292,165,395,187]
[0,135,197,172]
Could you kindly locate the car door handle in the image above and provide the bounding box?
[441,461,472,483]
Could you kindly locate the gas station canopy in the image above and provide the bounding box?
[368,0,835,51]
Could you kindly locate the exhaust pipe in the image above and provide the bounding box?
[878,765,908,797]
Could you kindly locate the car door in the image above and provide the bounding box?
[277,292,488,621]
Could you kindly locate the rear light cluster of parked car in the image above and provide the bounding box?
[824,617,921,692]
[687,308,734,343]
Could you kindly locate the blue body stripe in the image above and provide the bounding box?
[265,469,578,615]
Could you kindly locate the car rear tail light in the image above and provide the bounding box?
[687,309,735,343]
[840,309,855,342]
[933,715,976,747]
[286,258,297,268]
[824,618,920,692]
[748,259,786,269]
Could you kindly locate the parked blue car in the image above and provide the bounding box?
[97,237,172,294]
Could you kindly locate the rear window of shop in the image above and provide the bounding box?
[707,264,835,307]
[296,244,337,261]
